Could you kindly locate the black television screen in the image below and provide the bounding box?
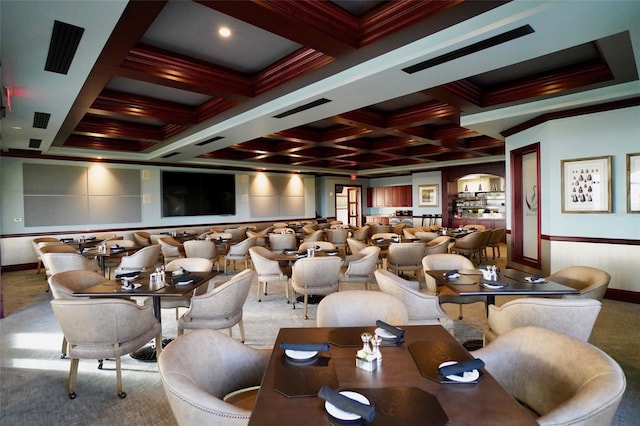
[162,171,236,217]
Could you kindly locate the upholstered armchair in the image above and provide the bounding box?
[113,244,161,276]
[325,228,348,256]
[245,230,267,247]
[485,228,505,259]
[484,297,602,345]
[177,269,255,342]
[339,246,381,290]
[249,246,289,302]
[351,225,370,242]
[162,258,215,321]
[224,228,247,243]
[546,266,611,301]
[51,298,161,399]
[424,236,450,255]
[450,229,491,264]
[298,241,336,252]
[290,256,342,319]
[224,237,256,274]
[375,269,454,333]
[316,290,408,327]
[302,230,324,243]
[133,231,151,247]
[158,237,185,264]
[42,252,101,279]
[414,231,439,242]
[32,237,61,274]
[268,233,297,252]
[158,329,270,426]
[386,242,426,283]
[474,326,626,425]
[422,253,487,319]
[183,239,220,271]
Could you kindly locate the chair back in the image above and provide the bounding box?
[42,253,101,277]
[548,266,611,301]
[303,230,324,242]
[49,270,108,299]
[291,257,342,295]
[116,244,161,273]
[94,232,118,241]
[268,234,297,251]
[317,290,408,327]
[183,240,218,261]
[246,230,266,246]
[271,227,295,234]
[485,298,602,344]
[227,237,256,256]
[487,228,505,245]
[387,243,426,268]
[463,224,486,231]
[370,232,398,240]
[340,246,381,289]
[474,326,626,425]
[106,239,136,248]
[325,228,348,245]
[351,225,370,241]
[133,231,151,247]
[425,236,450,255]
[414,231,438,242]
[422,254,475,295]
[158,329,270,426]
[299,241,336,252]
[165,258,213,273]
[224,228,247,243]
[39,244,78,255]
[347,238,368,255]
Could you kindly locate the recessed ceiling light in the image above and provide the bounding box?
[218,27,231,38]
[11,126,22,130]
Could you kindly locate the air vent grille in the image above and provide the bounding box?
[196,136,224,146]
[44,20,85,74]
[162,152,180,159]
[29,139,42,149]
[403,25,535,74]
[33,112,51,129]
[274,98,332,119]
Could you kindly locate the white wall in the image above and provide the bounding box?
[506,105,640,291]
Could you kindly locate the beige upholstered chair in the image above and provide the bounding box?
[483,297,602,345]
[298,241,336,252]
[424,235,450,255]
[463,224,486,231]
[113,245,161,276]
[271,227,295,234]
[42,252,101,279]
[272,222,289,229]
[370,232,398,241]
[249,246,289,302]
[94,232,118,241]
[32,237,61,273]
[183,240,220,271]
[224,237,256,274]
[51,298,161,399]
[302,229,324,243]
[133,231,151,247]
[474,326,626,425]
[391,223,406,235]
[103,239,136,278]
[351,225,370,242]
[375,269,454,333]
[39,243,82,280]
[370,224,391,236]
[422,253,486,319]
[316,290,408,327]
[325,228,348,256]
[245,230,266,247]
[290,256,342,319]
[403,228,418,239]
[224,228,247,243]
[547,266,611,301]
[346,238,367,255]
[48,270,109,358]
[159,237,185,264]
[268,233,297,252]
[177,269,255,342]
[414,231,439,242]
[485,228,505,259]
[450,229,491,264]
[158,329,270,426]
[386,242,426,283]
[162,258,215,320]
[339,246,381,290]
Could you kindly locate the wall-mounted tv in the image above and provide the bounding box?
[162,171,236,217]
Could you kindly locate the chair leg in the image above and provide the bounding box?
[238,319,246,343]
[61,337,68,359]
[67,358,79,399]
[458,304,464,320]
[303,294,309,320]
[257,281,263,302]
[115,355,126,398]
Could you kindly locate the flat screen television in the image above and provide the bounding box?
[162,171,236,217]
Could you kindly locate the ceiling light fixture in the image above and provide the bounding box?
[218,27,231,38]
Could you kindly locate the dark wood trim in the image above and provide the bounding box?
[542,234,640,246]
[605,288,640,304]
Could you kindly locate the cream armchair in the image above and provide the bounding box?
[51,298,161,399]
[339,246,380,290]
[474,326,626,425]
[424,236,450,255]
[316,290,408,327]
[290,256,342,320]
[268,233,297,251]
[375,269,454,333]
[547,266,611,301]
[42,252,101,280]
[224,237,256,274]
[183,240,220,271]
[386,242,426,283]
[484,297,602,345]
[249,246,289,302]
[158,237,185,264]
[177,269,255,342]
[158,329,270,426]
[113,244,161,276]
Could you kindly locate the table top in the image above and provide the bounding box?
[72,271,216,298]
[426,269,580,297]
[249,325,536,425]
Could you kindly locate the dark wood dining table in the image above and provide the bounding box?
[72,270,216,360]
[426,268,580,307]
[79,246,137,276]
[249,325,537,425]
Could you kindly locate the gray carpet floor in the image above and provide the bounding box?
[1,269,638,425]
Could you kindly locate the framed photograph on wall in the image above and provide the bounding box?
[627,152,640,213]
[561,155,611,213]
[418,184,439,207]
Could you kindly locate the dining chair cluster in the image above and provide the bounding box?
[35,220,624,424]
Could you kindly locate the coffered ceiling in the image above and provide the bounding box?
[1,0,639,177]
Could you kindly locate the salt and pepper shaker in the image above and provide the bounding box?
[360,332,372,353]
[371,335,383,366]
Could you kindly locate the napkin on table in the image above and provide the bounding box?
[479,279,507,288]
[280,342,330,352]
[444,269,460,278]
[375,320,405,339]
[318,386,375,422]
[437,358,485,378]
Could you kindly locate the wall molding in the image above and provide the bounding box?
[542,234,640,246]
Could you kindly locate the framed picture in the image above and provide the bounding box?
[627,152,640,213]
[418,184,439,207]
[561,156,611,213]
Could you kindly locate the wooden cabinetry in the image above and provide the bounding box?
[367,185,412,207]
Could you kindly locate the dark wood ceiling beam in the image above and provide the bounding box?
[118,43,253,99]
[91,89,196,124]
[253,48,334,95]
[196,98,238,122]
[320,125,372,143]
[75,116,164,141]
[433,125,478,140]
[196,0,357,57]
[162,124,189,140]
[482,60,614,106]
[360,0,464,46]
[268,128,321,143]
[54,1,168,146]
[387,100,459,128]
[65,135,156,152]
[439,80,483,107]
[464,136,504,149]
[334,109,388,131]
